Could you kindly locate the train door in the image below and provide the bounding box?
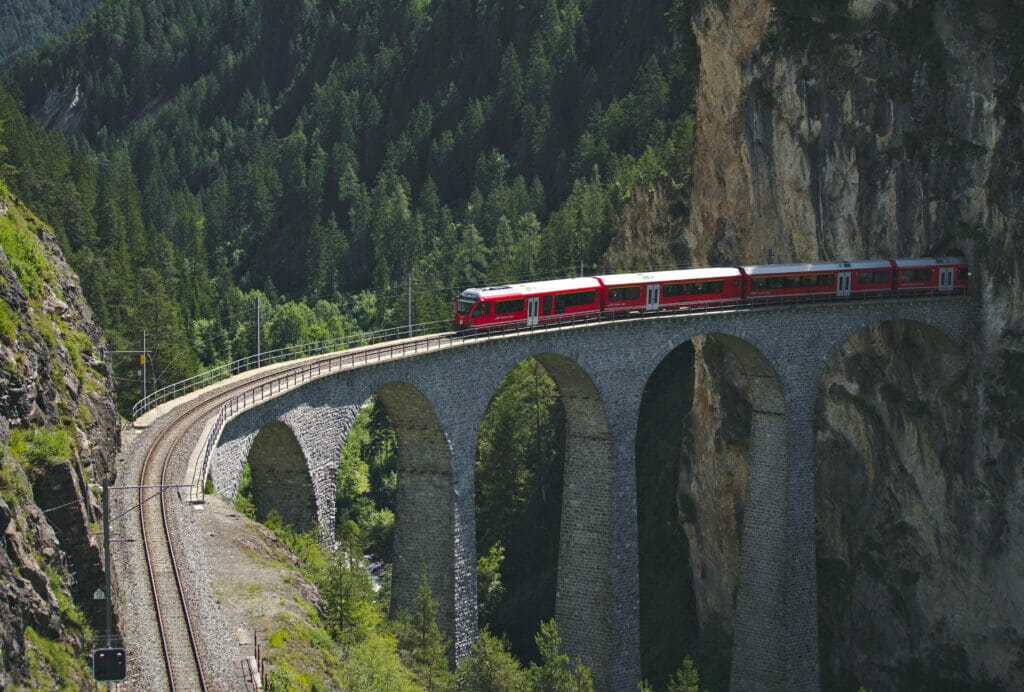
[837,272,852,297]
[646,284,661,311]
[527,296,540,326]
[938,267,954,292]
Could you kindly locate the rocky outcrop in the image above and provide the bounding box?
[0,192,119,686]
[672,0,1023,688]
[603,178,692,271]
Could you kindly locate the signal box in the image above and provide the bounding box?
[92,647,127,682]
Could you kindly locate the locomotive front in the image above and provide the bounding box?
[453,288,482,330]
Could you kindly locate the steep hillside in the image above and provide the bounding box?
[2,0,697,412]
[0,177,120,688]
[0,1,100,66]
[669,0,1023,689]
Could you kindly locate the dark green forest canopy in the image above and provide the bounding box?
[0,0,698,410]
[0,0,101,66]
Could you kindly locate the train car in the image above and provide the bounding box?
[595,267,743,315]
[892,257,968,294]
[741,259,895,300]
[453,277,603,330]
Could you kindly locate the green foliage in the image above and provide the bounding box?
[17,627,91,692]
[336,398,398,558]
[394,574,455,691]
[320,544,377,639]
[0,0,699,415]
[0,202,57,299]
[0,294,17,344]
[0,0,101,65]
[8,425,75,467]
[528,619,593,692]
[665,657,701,692]
[336,620,422,692]
[476,357,564,661]
[457,628,529,691]
[234,460,255,518]
[262,612,345,692]
[477,542,506,624]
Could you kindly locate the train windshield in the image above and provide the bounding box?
[457,298,475,315]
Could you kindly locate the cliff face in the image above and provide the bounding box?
[0,186,119,687]
[675,0,1023,688]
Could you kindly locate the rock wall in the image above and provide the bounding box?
[676,0,1024,688]
[0,191,119,687]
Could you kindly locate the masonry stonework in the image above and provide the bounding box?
[204,297,968,692]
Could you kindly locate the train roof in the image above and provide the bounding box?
[459,276,602,300]
[741,259,892,275]
[594,267,742,287]
[892,257,967,267]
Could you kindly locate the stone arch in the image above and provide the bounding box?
[246,420,318,531]
[812,317,972,690]
[818,316,966,391]
[374,381,455,640]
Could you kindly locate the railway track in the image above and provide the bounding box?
[135,355,346,690]
[138,394,215,690]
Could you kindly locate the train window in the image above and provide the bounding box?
[472,302,489,317]
[566,291,595,307]
[495,299,525,314]
[957,268,968,281]
[664,280,725,297]
[543,295,552,315]
[457,299,475,315]
[816,273,834,286]
[751,277,767,290]
[609,286,641,301]
[555,291,595,310]
[902,268,932,282]
[858,270,890,284]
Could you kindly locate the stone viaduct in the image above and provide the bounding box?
[204,296,969,691]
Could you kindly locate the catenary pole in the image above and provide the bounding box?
[102,478,112,647]
[256,296,261,367]
[141,331,147,404]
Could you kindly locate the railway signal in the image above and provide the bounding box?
[92,647,127,682]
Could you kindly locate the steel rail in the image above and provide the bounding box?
[139,400,210,690]
[187,288,967,502]
[137,362,319,689]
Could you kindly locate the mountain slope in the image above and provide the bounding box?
[2,0,698,412]
[0,0,100,66]
[0,175,120,688]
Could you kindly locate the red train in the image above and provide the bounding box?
[453,257,967,331]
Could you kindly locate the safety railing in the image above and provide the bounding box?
[132,320,451,420]
[185,288,967,501]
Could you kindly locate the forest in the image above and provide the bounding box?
[1,0,697,409]
[0,0,707,688]
[0,0,101,65]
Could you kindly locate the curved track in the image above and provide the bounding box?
[139,397,213,690]
[136,357,343,690]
